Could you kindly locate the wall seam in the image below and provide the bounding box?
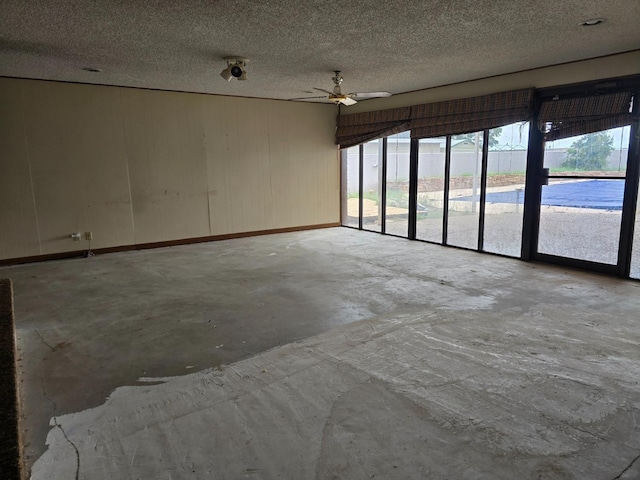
[19,83,43,255]
[201,100,213,236]
[266,104,275,227]
[118,88,137,244]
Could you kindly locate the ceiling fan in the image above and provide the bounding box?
[292,71,392,106]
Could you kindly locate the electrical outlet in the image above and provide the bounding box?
[84,231,93,241]
[71,233,81,241]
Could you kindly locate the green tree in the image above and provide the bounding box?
[452,127,502,148]
[561,132,614,171]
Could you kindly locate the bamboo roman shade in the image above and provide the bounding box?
[539,92,634,141]
[408,88,534,139]
[336,88,534,148]
[335,107,411,149]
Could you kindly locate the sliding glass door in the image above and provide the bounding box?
[482,123,529,257]
[385,133,411,237]
[340,83,640,279]
[341,146,360,228]
[340,134,411,237]
[414,123,529,257]
[362,140,383,233]
[535,126,631,269]
[415,137,446,243]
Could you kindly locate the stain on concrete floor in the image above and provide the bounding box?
[3,227,640,478]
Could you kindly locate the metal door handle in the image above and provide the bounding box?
[542,168,549,186]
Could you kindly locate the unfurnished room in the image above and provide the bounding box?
[1,1,640,479]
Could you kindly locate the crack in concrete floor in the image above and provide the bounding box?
[4,228,640,478]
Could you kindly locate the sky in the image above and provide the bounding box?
[496,122,631,150]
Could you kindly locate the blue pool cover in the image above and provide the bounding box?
[452,180,624,210]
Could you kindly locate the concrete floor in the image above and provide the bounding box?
[4,227,640,479]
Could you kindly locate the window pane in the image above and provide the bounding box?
[482,123,529,257]
[415,137,446,243]
[342,146,360,228]
[385,133,410,237]
[629,183,640,279]
[538,179,623,264]
[538,126,629,265]
[362,140,383,232]
[447,132,483,249]
[544,127,629,177]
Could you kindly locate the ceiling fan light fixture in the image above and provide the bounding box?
[329,95,357,106]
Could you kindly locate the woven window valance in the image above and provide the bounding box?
[409,88,534,139]
[336,88,534,148]
[539,92,633,141]
[336,107,411,149]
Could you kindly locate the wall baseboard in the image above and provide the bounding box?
[0,223,341,267]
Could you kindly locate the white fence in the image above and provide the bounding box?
[347,148,629,193]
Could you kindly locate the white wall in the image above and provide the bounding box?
[0,78,339,260]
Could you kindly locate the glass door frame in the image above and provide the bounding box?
[524,87,640,277]
[341,77,640,279]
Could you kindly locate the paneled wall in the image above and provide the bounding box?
[0,78,339,260]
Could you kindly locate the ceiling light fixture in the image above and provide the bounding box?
[220,57,248,81]
[579,18,605,26]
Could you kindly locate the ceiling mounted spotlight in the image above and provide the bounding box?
[220,57,248,81]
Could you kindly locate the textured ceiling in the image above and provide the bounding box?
[1,0,639,103]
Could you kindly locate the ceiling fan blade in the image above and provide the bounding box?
[339,97,357,106]
[288,96,327,101]
[350,91,393,99]
[313,87,334,95]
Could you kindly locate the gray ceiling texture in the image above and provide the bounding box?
[1,0,639,103]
